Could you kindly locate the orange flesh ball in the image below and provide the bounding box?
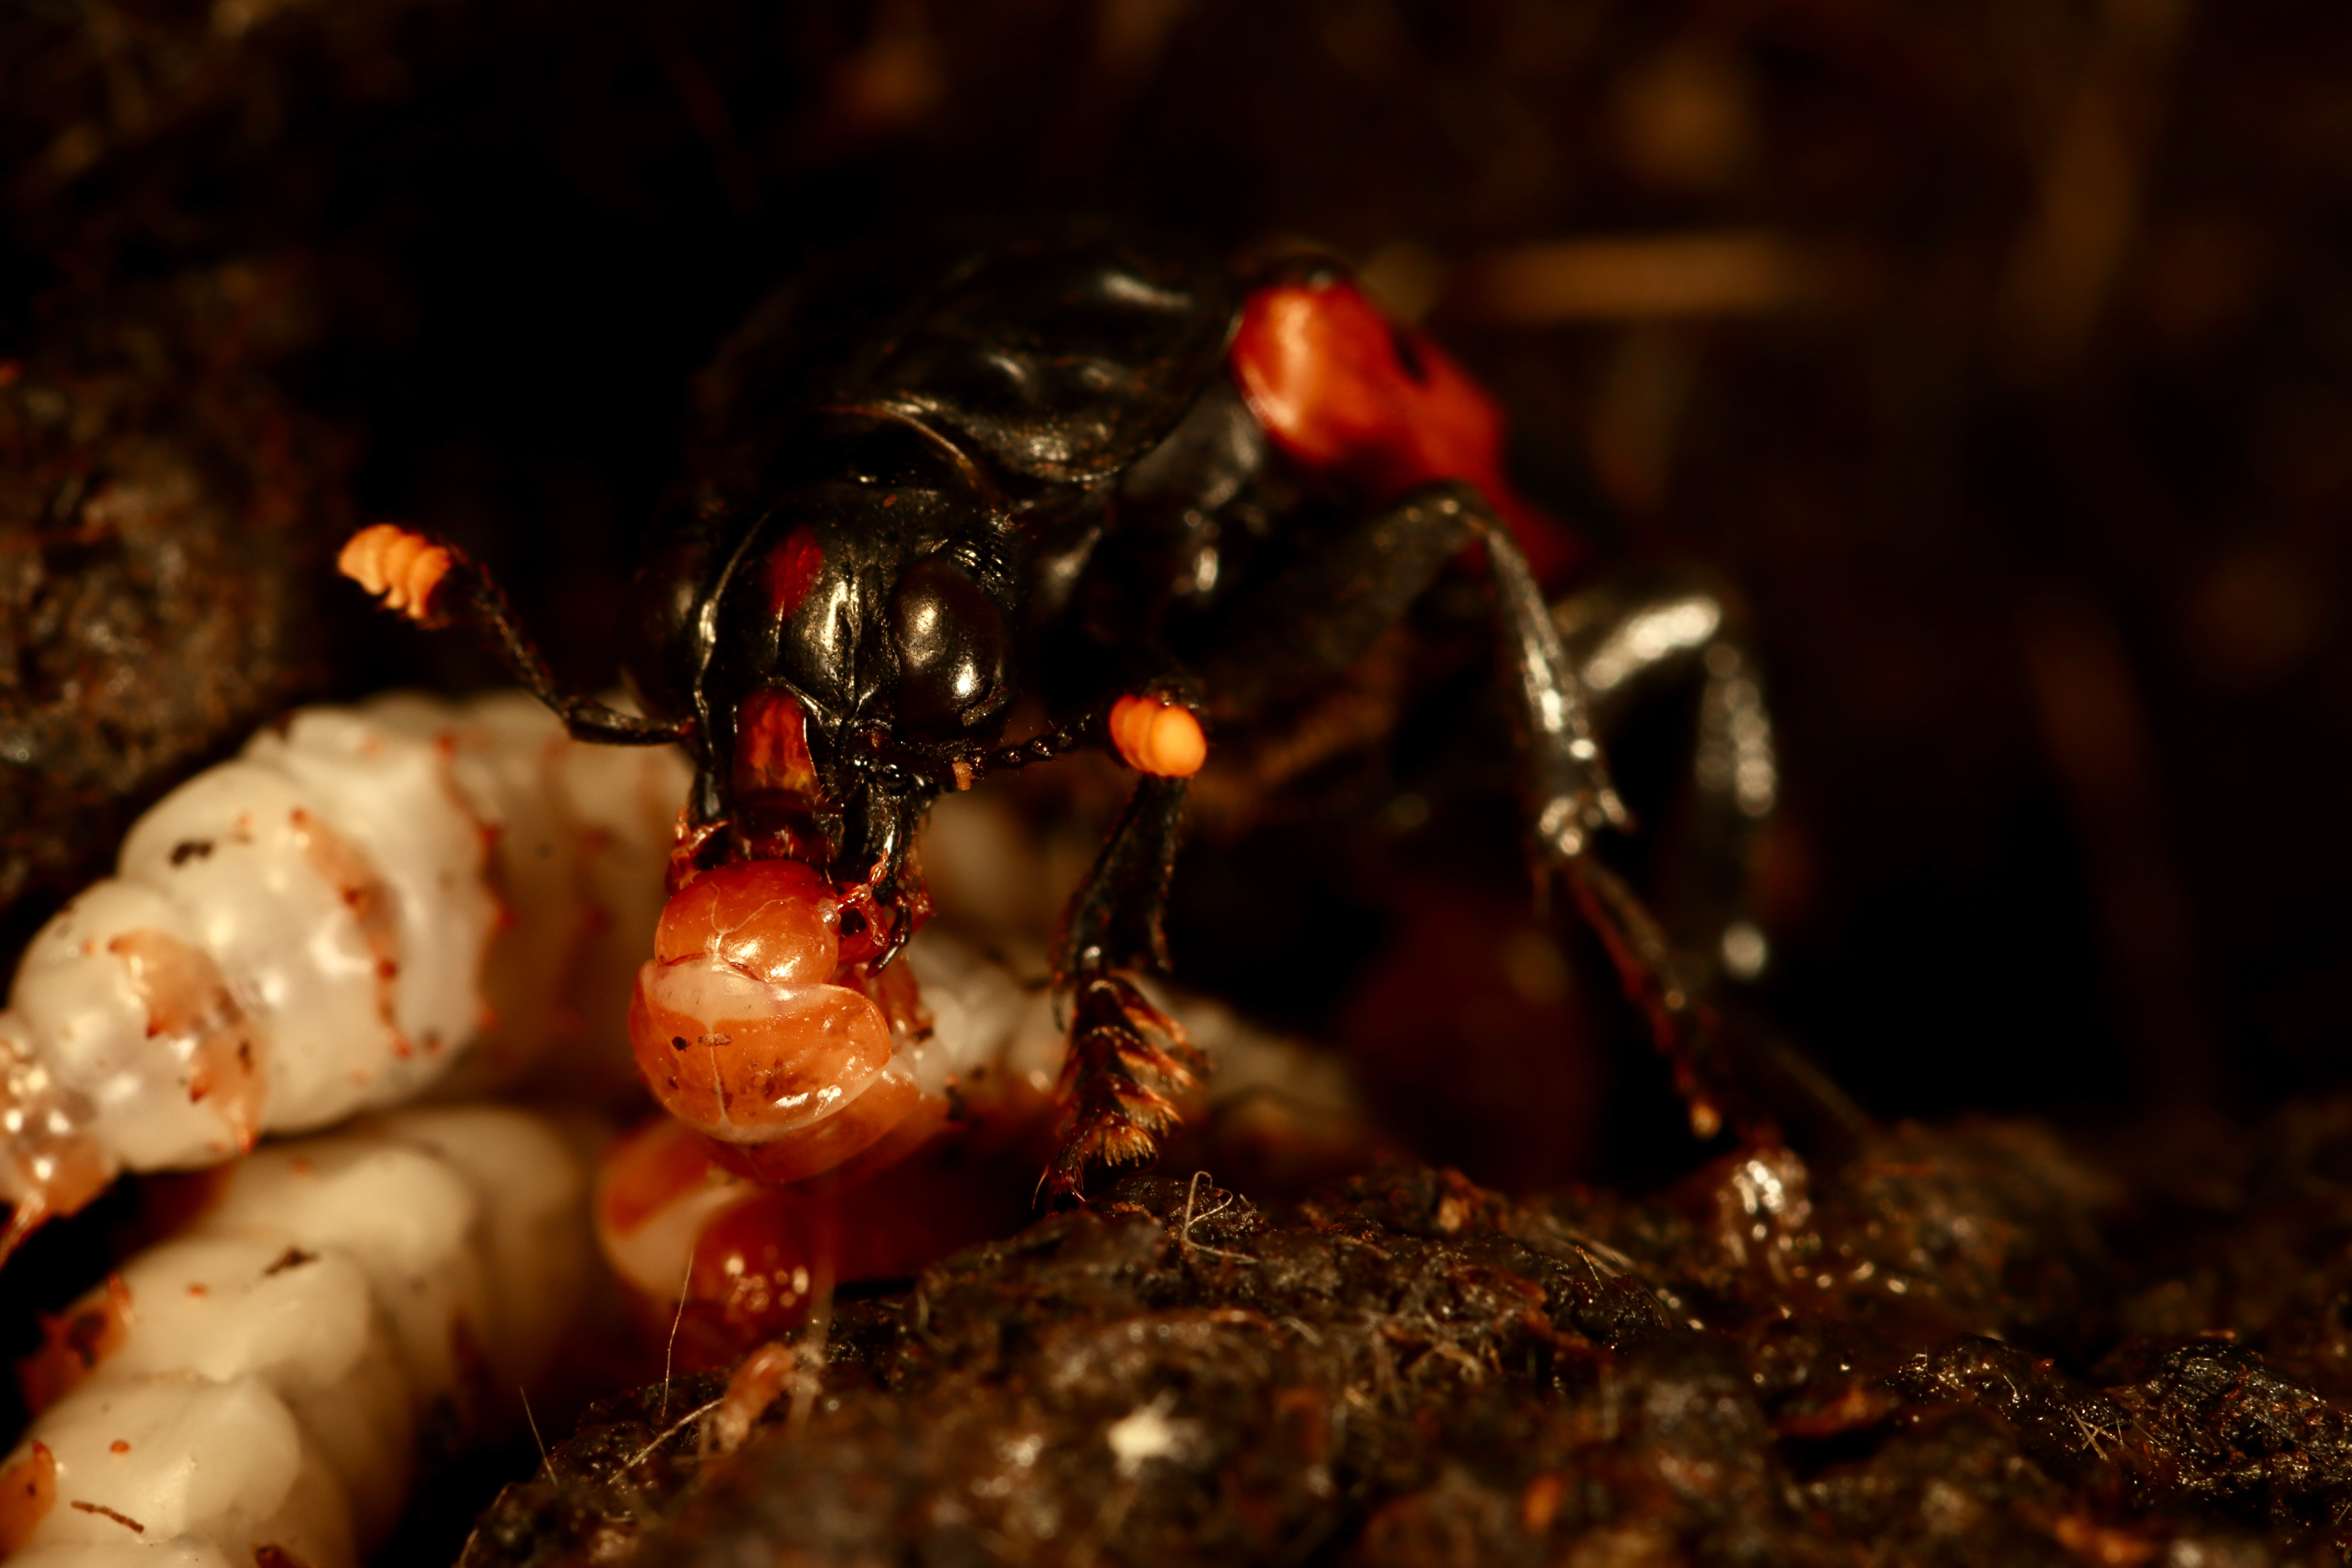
[653,858,838,981]
[630,857,909,1165]
[1110,694,1207,777]
[695,1069,927,1184]
[630,959,895,1142]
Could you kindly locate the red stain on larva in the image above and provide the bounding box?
[763,528,826,619]
[0,1441,54,1554]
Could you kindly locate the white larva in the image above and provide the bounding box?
[0,1104,587,1568]
[0,694,687,1251]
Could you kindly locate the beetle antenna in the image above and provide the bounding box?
[983,713,1095,775]
[341,523,690,749]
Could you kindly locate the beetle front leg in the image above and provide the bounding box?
[340,523,687,747]
[1040,774,1206,1206]
[1035,486,1489,1204]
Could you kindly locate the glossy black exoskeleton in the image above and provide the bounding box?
[354,218,1835,1199]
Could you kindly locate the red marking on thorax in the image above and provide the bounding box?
[733,689,820,800]
[762,528,827,619]
[1229,276,1582,586]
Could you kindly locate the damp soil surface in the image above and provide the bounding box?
[464,1102,2352,1567]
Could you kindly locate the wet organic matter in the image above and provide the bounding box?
[464,1103,2352,1567]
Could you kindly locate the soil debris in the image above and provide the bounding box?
[466,1106,2352,1567]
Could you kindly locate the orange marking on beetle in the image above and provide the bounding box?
[1109,695,1207,777]
[734,689,821,800]
[762,528,827,619]
[338,524,454,623]
[1229,277,1581,586]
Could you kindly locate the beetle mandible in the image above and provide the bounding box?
[344,218,1789,1202]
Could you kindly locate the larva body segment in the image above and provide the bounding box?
[3,881,261,1177]
[362,691,685,1101]
[0,695,688,1251]
[21,1378,350,1568]
[3,1106,588,1568]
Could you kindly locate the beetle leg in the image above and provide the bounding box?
[1551,567,1777,985]
[1035,483,1786,1196]
[1550,570,1872,1153]
[1038,775,1204,1206]
[1056,775,1187,985]
[1034,487,1490,1202]
[340,524,687,747]
[1381,485,1759,1139]
[1199,477,1631,859]
[1193,485,1490,720]
[1452,499,1745,1134]
[1037,971,1205,1207]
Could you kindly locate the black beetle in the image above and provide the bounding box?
[345,218,1815,1199]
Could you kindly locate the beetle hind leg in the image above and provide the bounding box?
[1535,558,1867,1148]
[1553,566,1779,989]
[1475,506,1809,1143]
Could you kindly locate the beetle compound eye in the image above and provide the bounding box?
[890,556,1011,736]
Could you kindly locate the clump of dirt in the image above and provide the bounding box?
[464,1102,2352,1567]
[0,265,345,934]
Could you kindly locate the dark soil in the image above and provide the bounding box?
[464,1104,2352,1566]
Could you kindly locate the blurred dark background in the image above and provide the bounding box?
[5,0,2352,1189]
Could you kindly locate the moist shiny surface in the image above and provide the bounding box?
[627,859,925,1174]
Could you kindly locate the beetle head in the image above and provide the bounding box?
[623,456,1019,906]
